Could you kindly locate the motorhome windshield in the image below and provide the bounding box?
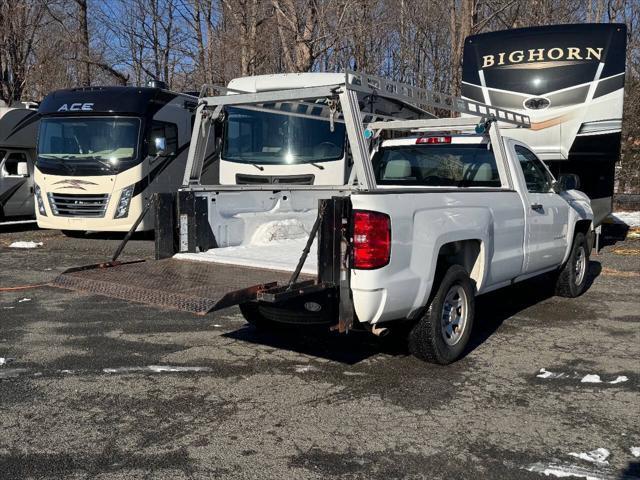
[222,106,346,165]
[36,117,141,176]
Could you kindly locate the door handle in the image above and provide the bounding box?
[531,203,544,212]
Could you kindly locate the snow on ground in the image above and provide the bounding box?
[0,357,15,366]
[525,462,605,480]
[610,211,640,228]
[568,448,610,465]
[9,241,43,249]
[103,365,212,374]
[631,447,640,458]
[536,369,628,384]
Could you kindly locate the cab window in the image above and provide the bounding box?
[372,142,502,187]
[515,145,553,193]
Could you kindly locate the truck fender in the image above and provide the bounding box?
[408,206,491,316]
[560,190,594,265]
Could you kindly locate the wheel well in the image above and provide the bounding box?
[435,240,483,288]
[574,219,591,236]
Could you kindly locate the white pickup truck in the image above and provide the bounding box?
[169,73,594,365]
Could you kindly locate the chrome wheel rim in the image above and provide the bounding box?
[575,246,587,286]
[441,285,468,346]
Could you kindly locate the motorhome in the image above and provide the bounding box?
[0,103,39,221]
[462,23,627,225]
[34,83,197,234]
[187,73,435,187]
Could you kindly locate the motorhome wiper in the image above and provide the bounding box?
[251,163,265,171]
[309,162,325,170]
[38,155,75,174]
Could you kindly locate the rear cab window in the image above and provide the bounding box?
[372,138,502,187]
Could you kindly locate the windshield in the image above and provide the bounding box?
[373,143,502,187]
[222,106,345,165]
[37,117,141,175]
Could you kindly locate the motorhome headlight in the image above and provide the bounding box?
[34,184,47,216]
[114,185,135,219]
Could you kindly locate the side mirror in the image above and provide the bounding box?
[557,173,580,191]
[154,137,167,155]
[17,161,29,177]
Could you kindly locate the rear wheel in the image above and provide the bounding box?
[555,231,589,298]
[409,265,475,365]
[61,230,86,238]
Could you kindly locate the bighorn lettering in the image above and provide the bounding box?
[482,47,603,68]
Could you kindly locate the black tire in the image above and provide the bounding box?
[555,231,589,298]
[408,264,475,365]
[61,230,86,238]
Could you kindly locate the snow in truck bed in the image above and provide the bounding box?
[174,212,318,275]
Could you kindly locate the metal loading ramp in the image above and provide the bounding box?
[53,259,312,315]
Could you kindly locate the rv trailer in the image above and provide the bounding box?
[462,23,627,225]
[0,103,39,221]
[34,83,197,234]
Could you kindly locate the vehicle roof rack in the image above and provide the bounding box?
[345,71,530,128]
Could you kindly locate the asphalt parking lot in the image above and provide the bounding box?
[0,224,638,480]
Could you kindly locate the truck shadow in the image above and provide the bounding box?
[0,220,38,234]
[464,260,603,358]
[224,261,602,365]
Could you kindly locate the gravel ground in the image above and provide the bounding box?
[0,224,638,480]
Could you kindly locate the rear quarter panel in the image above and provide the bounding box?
[350,190,525,324]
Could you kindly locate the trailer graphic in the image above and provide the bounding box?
[462,23,627,225]
[54,70,594,364]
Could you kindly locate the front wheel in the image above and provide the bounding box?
[554,231,589,298]
[409,264,475,365]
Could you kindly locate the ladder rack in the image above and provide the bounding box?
[345,70,531,128]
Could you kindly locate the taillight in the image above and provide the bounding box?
[353,210,391,269]
[416,136,451,144]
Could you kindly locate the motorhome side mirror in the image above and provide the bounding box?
[17,162,29,177]
[557,173,580,191]
[154,137,167,155]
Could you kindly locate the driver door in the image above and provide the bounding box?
[512,143,569,273]
[0,150,34,217]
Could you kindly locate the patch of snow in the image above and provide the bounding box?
[568,448,610,465]
[9,241,43,249]
[294,365,319,373]
[2,306,15,310]
[212,324,222,328]
[537,368,557,378]
[103,365,211,374]
[17,298,31,303]
[0,357,15,366]
[250,218,310,245]
[609,376,628,384]
[610,211,640,228]
[580,374,602,383]
[526,462,605,480]
[631,447,640,458]
[176,238,317,275]
[0,368,29,379]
